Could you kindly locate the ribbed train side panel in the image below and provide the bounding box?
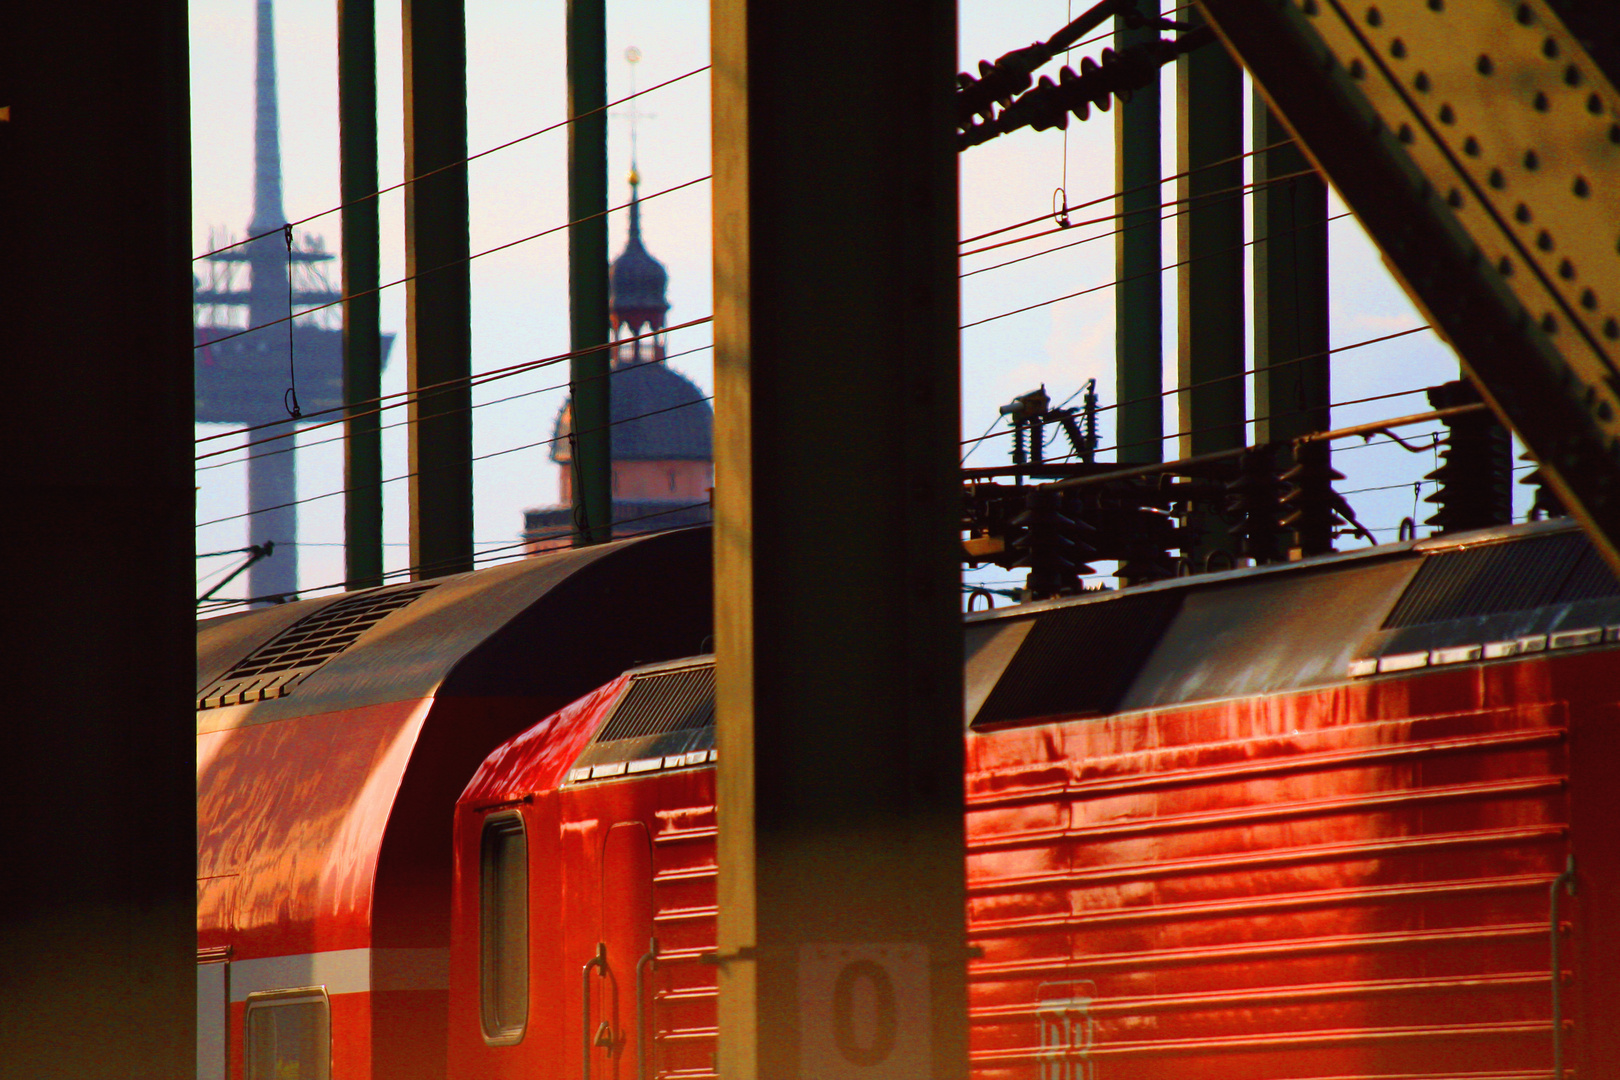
[966,666,1572,1080]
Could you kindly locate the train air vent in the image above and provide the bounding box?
[569,663,716,781]
[973,590,1181,728]
[1383,531,1620,628]
[597,665,716,742]
[196,582,438,709]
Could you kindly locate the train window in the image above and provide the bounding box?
[244,989,329,1080]
[481,812,528,1043]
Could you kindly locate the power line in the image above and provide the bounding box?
[196,343,716,473]
[1075,384,1445,462]
[192,175,712,354]
[197,395,713,530]
[961,165,1317,262]
[960,136,1296,249]
[962,199,1347,281]
[961,181,1332,331]
[195,504,710,614]
[196,313,714,449]
[192,64,712,262]
[957,323,1434,453]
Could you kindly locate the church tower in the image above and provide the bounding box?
[524,168,714,552]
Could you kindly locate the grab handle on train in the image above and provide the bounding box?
[1552,855,1576,1080]
[635,938,661,1080]
[583,942,609,1080]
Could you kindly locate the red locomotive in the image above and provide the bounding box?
[196,519,1620,1079]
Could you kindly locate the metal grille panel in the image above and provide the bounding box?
[197,582,437,709]
[1384,532,1616,628]
[597,665,716,743]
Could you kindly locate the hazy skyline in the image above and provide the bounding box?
[192,0,1474,607]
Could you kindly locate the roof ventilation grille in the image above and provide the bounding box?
[197,582,438,710]
[597,665,716,743]
[1383,532,1619,628]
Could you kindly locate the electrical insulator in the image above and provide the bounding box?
[1518,451,1567,520]
[1223,446,1286,563]
[957,45,1050,128]
[959,27,1212,148]
[1113,507,1182,582]
[956,0,1146,134]
[1422,380,1511,535]
[1011,487,1095,599]
[1280,441,1344,556]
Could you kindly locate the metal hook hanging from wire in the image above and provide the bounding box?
[283,223,302,420]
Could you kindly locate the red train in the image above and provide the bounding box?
[196,519,1620,1080]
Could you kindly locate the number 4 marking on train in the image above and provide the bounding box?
[799,943,930,1080]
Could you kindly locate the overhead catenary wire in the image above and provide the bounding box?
[1066,384,1449,463]
[962,165,1318,263]
[192,175,712,355]
[197,313,714,449]
[963,199,1348,281]
[196,344,716,473]
[192,64,712,262]
[962,186,1353,332]
[960,135,1296,249]
[198,394,714,530]
[956,323,1434,456]
[195,505,711,613]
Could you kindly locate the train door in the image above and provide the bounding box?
[595,822,655,1080]
[197,949,229,1080]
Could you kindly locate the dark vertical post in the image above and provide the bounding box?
[403,0,472,579]
[1176,9,1244,557]
[1252,103,1330,555]
[341,0,384,589]
[0,2,194,1075]
[568,0,612,546]
[711,1,966,1079]
[1114,9,1163,464]
[1252,104,1328,445]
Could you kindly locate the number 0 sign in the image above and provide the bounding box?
[799,944,930,1080]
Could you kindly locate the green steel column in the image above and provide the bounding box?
[711,0,966,1077]
[1176,10,1244,457]
[1252,103,1328,446]
[568,0,612,546]
[403,0,473,578]
[1176,10,1244,559]
[1252,102,1330,553]
[341,0,384,589]
[0,1,194,1073]
[1114,9,1163,464]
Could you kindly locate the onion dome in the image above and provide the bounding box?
[550,361,713,463]
[610,169,670,316]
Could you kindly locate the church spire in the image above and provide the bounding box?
[247,0,285,235]
[627,165,644,250]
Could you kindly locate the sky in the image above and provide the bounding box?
[191,0,1500,609]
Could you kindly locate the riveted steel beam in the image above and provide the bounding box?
[1196,0,1620,573]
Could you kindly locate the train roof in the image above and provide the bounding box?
[967,518,1620,724]
[196,527,714,962]
[464,520,1620,803]
[196,526,712,733]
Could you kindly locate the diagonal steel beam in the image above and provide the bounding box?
[1196,0,1620,573]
